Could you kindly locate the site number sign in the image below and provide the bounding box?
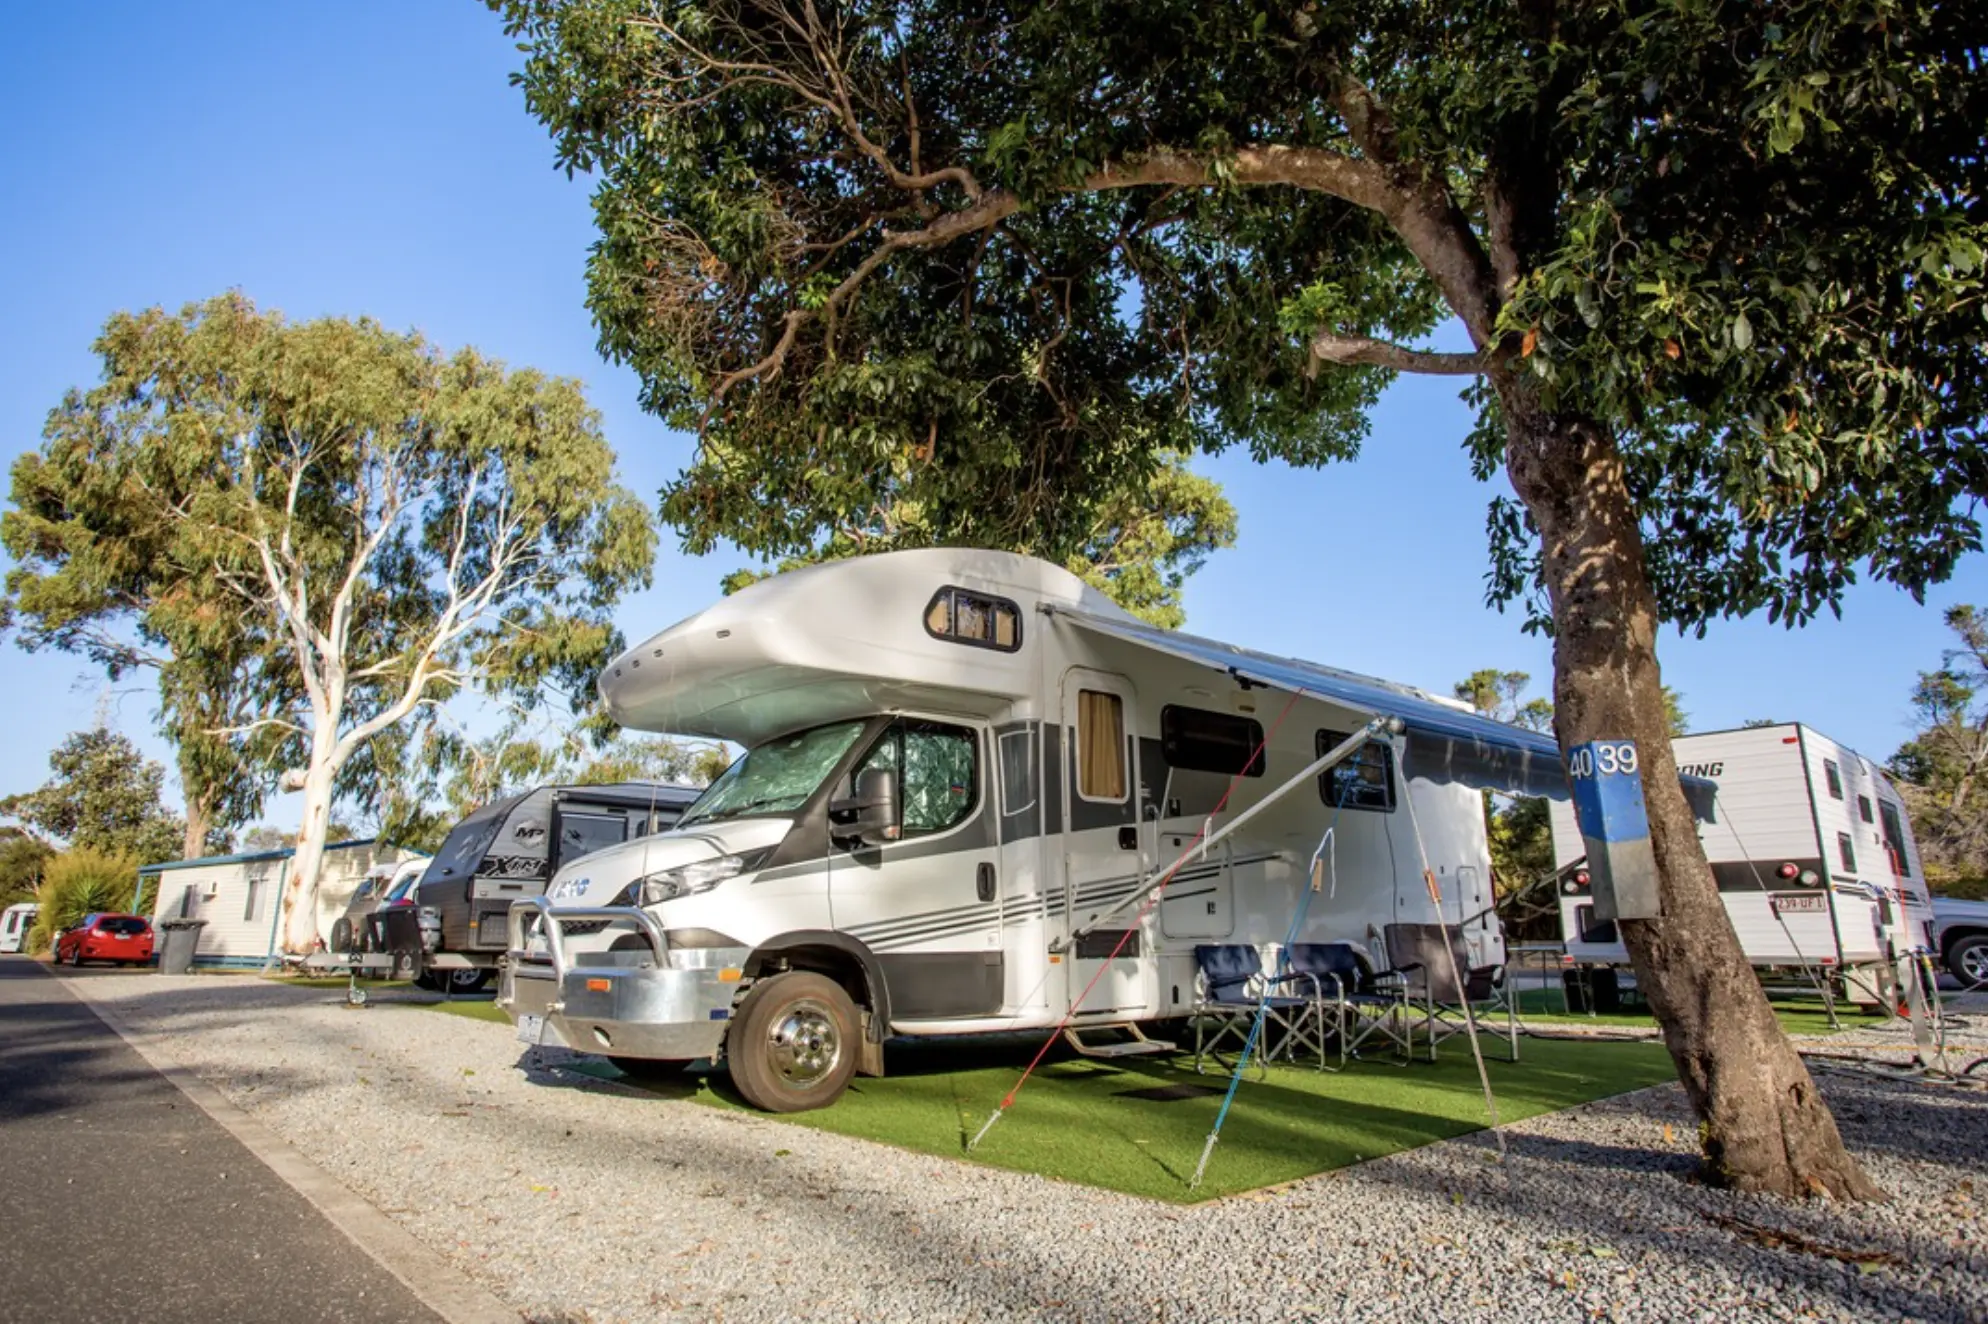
[1567,739,1662,922]
[1567,742,1639,779]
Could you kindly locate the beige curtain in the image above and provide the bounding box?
[1078,690,1126,800]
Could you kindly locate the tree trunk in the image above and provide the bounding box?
[182,792,212,861]
[1501,392,1884,1201]
[279,750,339,955]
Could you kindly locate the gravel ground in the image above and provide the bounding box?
[66,972,1988,1324]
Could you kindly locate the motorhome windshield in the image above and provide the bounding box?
[677,720,867,827]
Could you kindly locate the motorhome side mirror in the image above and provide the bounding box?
[830,767,900,848]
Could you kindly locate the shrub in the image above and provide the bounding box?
[27,848,142,954]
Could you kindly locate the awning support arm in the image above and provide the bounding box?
[1053,715,1401,951]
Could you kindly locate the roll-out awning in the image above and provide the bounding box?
[1047,606,1715,821]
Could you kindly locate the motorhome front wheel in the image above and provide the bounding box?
[726,971,860,1113]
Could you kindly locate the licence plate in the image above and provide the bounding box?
[515,1013,545,1044]
[1770,893,1827,914]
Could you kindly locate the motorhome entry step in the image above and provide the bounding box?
[1063,1024,1177,1059]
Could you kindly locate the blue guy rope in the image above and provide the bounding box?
[1189,801,1344,1191]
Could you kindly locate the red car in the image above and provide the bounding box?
[55,914,155,967]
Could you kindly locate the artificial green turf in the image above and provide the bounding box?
[1509,987,1876,1036]
[575,1033,1677,1203]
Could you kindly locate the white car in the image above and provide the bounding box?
[1932,895,1988,987]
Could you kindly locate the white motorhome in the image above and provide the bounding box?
[1552,723,1934,1004]
[501,550,1575,1111]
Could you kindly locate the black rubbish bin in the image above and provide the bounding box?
[1561,966,1623,1015]
[156,919,207,974]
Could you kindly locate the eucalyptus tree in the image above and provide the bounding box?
[19,294,656,952]
[492,0,1986,1198]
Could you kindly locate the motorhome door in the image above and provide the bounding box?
[1060,670,1152,1016]
[827,717,1004,1021]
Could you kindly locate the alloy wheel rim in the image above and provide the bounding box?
[1963,945,1988,987]
[767,999,842,1088]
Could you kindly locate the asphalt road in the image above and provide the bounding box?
[0,956,442,1324]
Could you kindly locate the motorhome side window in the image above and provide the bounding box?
[924,586,1021,652]
[849,719,980,836]
[1316,729,1395,811]
[1160,705,1266,778]
[1857,794,1873,824]
[1076,690,1127,801]
[1878,800,1910,876]
[1837,831,1856,872]
[1824,758,1843,799]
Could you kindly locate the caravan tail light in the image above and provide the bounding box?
[1561,870,1591,896]
[1776,863,1799,880]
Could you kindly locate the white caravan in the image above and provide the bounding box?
[501,549,1577,1111]
[0,903,38,954]
[1552,723,1934,1004]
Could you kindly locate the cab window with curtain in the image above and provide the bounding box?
[850,719,980,836]
[1077,690,1126,801]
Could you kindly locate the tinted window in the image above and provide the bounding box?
[1837,831,1856,872]
[924,587,1021,652]
[1160,705,1265,778]
[96,917,149,937]
[1316,730,1395,812]
[1824,759,1843,799]
[555,812,629,868]
[1857,795,1873,824]
[1878,801,1910,876]
[850,719,979,836]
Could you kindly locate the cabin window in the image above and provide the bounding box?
[1076,690,1127,801]
[1160,705,1266,778]
[1316,729,1395,812]
[1878,801,1910,876]
[1836,831,1856,873]
[850,719,980,836]
[1824,758,1843,800]
[1857,794,1873,824]
[924,586,1021,652]
[998,727,1037,818]
[243,877,262,923]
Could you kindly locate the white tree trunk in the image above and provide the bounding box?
[279,746,341,954]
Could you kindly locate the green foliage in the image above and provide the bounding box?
[493,0,1986,637]
[0,829,54,909]
[721,455,1235,627]
[1,728,185,864]
[10,294,658,891]
[25,847,142,954]
[1889,605,1988,892]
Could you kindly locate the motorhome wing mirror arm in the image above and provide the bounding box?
[830,766,901,848]
[1052,714,1402,951]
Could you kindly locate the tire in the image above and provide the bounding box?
[444,968,490,994]
[1949,934,1988,988]
[724,971,861,1114]
[608,1055,693,1080]
[412,971,440,992]
[330,919,354,953]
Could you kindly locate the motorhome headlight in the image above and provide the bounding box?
[639,852,761,905]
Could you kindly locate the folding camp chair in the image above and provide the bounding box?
[1378,923,1519,1063]
[1190,944,1316,1074]
[1285,941,1410,1067]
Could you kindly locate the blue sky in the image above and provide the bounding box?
[0,2,1978,828]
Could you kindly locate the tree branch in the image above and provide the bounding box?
[1308,331,1490,376]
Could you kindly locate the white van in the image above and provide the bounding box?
[1,903,40,954]
[501,549,1582,1111]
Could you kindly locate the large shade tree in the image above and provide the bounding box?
[20,295,657,951]
[0,727,187,864]
[494,0,1987,1197]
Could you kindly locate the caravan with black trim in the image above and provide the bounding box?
[500,549,1576,1111]
[1550,723,1935,1008]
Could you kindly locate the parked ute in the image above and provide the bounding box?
[55,914,154,967]
[1933,895,1988,987]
